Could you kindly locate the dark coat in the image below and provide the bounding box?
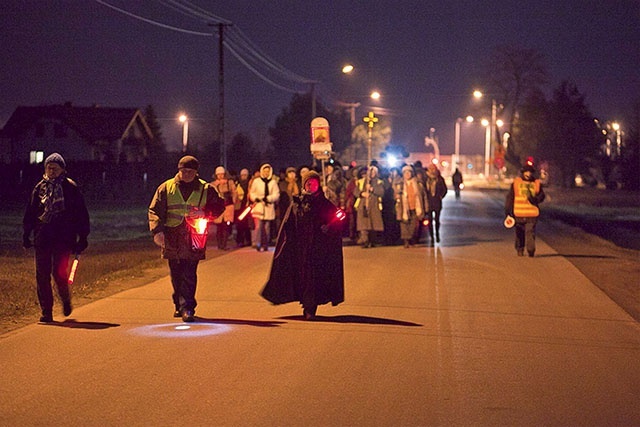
[425,174,448,212]
[23,174,90,250]
[261,192,345,308]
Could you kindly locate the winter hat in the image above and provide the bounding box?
[215,166,226,175]
[260,163,273,179]
[286,167,296,174]
[401,165,414,176]
[521,164,536,174]
[178,155,199,170]
[301,170,321,192]
[44,152,66,169]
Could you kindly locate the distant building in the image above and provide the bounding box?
[0,103,154,164]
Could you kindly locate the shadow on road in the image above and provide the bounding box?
[42,319,121,330]
[194,317,286,327]
[279,314,422,327]
[535,254,616,259]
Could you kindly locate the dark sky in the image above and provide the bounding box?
[2,0,638,157]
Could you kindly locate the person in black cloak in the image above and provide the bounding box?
[261,170,345,320]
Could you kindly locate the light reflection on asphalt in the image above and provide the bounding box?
[129,322,231,338]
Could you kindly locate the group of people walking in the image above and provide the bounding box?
[22,152,544,325]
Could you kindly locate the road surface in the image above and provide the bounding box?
[1,189,638,426]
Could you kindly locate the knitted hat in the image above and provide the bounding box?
[521,164,536,173]
[215,166,226,175]
[44,152,66,169]
[178,155,199,170]
[286,167,296,174]
[401,165,414,176]
[301,170,321,192]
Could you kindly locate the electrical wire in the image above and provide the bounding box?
[94,0,318,94]
[94,0,213,36]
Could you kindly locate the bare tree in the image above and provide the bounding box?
[483,45,549,171]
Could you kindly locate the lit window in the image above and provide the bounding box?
[30,151,44,164]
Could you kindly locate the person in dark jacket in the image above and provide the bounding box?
[148,155,224,322]
[23,153,90,323]
[261,170,345,320]
[452,168,463,199]
[425,163,448,244]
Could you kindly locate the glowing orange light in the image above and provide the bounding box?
[194,218,208,234]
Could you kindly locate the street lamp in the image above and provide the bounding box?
[473,90,498,177]
[179,114,188,153]
[453,115,473,171]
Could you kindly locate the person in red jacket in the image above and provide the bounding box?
[505,162,546,257]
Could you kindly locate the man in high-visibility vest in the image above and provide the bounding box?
[149,156,224,322]
[505,162,546,257]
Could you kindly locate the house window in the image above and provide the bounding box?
[54,123,66,138]
[30,151,44,164]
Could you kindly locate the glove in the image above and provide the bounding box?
[74,236,88,254]
[23,233,32,249]
[153,232,165,247]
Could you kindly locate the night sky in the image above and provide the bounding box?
[2,0,638,158]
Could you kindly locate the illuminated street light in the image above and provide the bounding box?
[179,114,188,153]
[342,64,354,74]
[453,116,476,171]
[473,90,499,177]
[370,91,381,100]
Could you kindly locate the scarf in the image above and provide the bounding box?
[39,174,66,223]
[261,177,271,201]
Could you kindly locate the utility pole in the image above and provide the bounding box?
[210,22,232,169]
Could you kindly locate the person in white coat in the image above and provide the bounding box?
[249,164,280,251]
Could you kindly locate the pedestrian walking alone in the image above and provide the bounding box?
[148,155,224,322]
[23,153,90,323]
[452,167,463,200]
[261,170,344,320]
[505,162,546,257]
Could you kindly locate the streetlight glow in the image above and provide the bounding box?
[342,64,354,74]
[473,90,483,99]
[178,114,188,152]
[370,91,381,100]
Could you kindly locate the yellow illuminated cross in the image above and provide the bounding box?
[363,111,378,128]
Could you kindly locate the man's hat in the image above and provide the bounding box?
[178,155,199,170]
[45,152,66,169]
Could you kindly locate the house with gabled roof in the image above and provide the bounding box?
[0,103,155,164]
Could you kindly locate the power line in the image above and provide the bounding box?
[94,0,317,92]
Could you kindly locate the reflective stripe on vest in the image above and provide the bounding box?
[165,178,208,227]
[513,177,540,217]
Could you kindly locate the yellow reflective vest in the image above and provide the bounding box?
[513,177,541,217]
[165,178,209,227]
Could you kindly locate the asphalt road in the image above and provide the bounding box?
[1,190,639,426]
